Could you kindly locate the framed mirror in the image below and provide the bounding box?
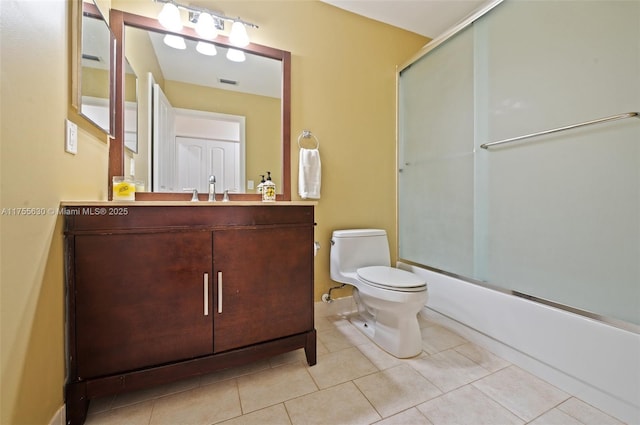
[77,1,114,135]
[109,9,291,201]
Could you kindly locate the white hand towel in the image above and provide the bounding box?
[298,148,321,199]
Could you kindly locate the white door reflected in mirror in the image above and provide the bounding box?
[152,83,245,193]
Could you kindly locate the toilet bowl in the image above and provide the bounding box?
[330,229,428,358]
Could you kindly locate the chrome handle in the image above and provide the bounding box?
[217,271,223,313]
[480,111,639,149]
[203,273,209,316]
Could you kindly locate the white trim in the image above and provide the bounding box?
[48,405,65,425]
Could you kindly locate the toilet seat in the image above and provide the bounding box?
[356,266,426,292]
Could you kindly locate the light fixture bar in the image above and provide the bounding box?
[154,0,259,29]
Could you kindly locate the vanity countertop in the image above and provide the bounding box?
[61,201,317,207]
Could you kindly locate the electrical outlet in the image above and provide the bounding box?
[65,119,78,154]
[247,180,254,190]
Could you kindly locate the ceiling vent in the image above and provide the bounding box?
[82,53,102,62]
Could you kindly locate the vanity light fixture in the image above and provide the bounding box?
[154,0,258,47]
[226,48,246,62]
[195,12,218,40]
[163,34,186,49]
[158,2,182,32]
[229,21,249,47]
[196,41,217,56]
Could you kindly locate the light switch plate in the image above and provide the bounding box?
[65,119,78,154]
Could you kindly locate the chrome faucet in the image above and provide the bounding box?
[208,175,216,202]
[183,188,199,202]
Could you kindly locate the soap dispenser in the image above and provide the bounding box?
[262,171,276,202]
[256,174,266,194]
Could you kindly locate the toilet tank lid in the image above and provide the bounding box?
[332,229,386,238]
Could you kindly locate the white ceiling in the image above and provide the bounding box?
[321,0,485,39]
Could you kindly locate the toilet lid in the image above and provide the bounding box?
[357,266,426,292]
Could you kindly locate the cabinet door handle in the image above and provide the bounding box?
[204,273,209,316]
[217,271,223,313]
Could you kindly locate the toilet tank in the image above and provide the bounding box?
[330,229,391,281]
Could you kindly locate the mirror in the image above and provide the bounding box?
[123,59,138,153]
[78,1,114,135]
[109,9,291,200]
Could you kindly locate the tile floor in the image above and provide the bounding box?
[84,306,626,425]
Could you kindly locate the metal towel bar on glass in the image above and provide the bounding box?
[480,111,639,149]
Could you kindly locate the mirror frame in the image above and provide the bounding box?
[75,1,115,136]
[109,9,291,201]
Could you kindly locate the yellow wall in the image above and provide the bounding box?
[80,66,110,98]
[0,0,426,423]
[1,0,110,423]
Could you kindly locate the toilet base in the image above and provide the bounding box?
[350,290,424,358]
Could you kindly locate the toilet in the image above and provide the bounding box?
[330,229,428,358]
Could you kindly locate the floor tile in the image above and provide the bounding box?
[111,375,201,410]
[408,349,491,392]
[269,348,308,368]
[528,408,584,425]
[318,321,370,352]
[417,385,524,425]
[314,313,336,332]
[354,364,442,418]
[357,342,406,371]
[417,312,438,329]
[373,407,433,425]
[420,325,467,355]
[87,395,114,416]
[472,365,570,422]
[285,381,381,425]
[149,379,240,425]
[218,403,291,425]
[82,306,624,425]
[317,327,356,353]
[557,398,626,425]
[84,399,153,425]
[316,337,330,356]
[237,362,318,413]
[453,343,510,373]
[200,358,271,387]
[307,346,378,389]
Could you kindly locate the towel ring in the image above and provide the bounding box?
[297,130,320,149]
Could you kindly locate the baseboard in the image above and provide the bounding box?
[49,405,65,425]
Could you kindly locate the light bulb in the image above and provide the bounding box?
[195,12,218,40]
[196,41,217,56]
[226,48,246,62]
[163,34,186,49]
[229,21,249,47]
[158,3,182,32]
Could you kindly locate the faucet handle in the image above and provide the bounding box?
[183,188,199,202]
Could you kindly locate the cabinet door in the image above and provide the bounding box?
[213,226,313,353]
[74,232,213,379]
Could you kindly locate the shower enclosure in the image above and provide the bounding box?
[398,0,639,328]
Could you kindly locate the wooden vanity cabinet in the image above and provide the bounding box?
[74,231,214,379]
[64,204,316,425]
[213,227,313,352]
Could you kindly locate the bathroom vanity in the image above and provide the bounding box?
[63,202,316,425]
